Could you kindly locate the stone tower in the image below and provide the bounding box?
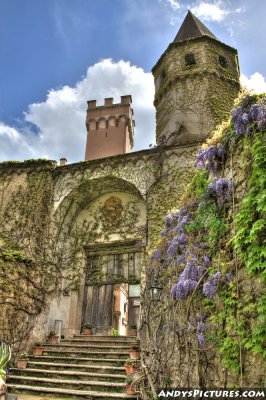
[152,10,240,146]
[85,95,135,161]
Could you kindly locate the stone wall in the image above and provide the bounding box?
[0,143,198,343]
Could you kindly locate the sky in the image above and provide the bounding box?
[0,0,265,163]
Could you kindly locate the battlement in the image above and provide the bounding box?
[87,95,132,110]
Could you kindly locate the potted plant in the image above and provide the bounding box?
[47,330,59,344]
[128,344,140,360]
[124,358,140,374]
[82,323,92,335]
[111,328,119,336]
[128,323,137,336]
[16,352,29,369]
[125,375,135,395]
[32,340,45,356]
[131,359,140,373]
[124,358,133,375]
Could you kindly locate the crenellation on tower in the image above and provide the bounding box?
[87,100,97,109]
[104,97,114,106]
[85,96,135,161]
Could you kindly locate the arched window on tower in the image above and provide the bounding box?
[219,55,228,69]
[185,53,196,66]
[98,118,107,129]
[160,70,167,83]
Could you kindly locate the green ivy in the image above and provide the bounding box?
[233,131,266,279]
[146,95,266,387]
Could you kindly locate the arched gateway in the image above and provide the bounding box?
[51,175,146,337]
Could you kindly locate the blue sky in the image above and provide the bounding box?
[0,0,265,162]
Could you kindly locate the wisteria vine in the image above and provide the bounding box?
[150,94,266,354]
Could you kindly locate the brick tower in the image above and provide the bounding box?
[85,95,135,161]
[152,10,240,146]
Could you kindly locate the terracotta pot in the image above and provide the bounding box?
[129,328,137,336]
[32,346,45,356]
[16,359,28,369]
[128,349,140,360]
[125,364,140,374]
[83,328,92,335]
[47,335,59,344]
[125,364,132,375]
[126,384,135,395]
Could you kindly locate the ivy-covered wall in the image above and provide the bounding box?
[0,144,198,345]
[137,94,266,395]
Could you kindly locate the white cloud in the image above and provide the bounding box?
[191,2,229,22]
[0,123,37,160]
[166,0,181,11]
[0,59,155,163]
[240,72,266,94]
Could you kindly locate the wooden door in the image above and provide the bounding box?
[83,284,114,335]
[82,248,141,335]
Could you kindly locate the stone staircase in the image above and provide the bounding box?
[7,335,138,399]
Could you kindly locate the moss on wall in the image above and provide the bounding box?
[152,36,240,143]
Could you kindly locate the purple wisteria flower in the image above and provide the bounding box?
[171,278,198,300]
[206,178,232,208]
[167,233,188,259]
[197,332,205,346]
[176,255,185,266]
[167,239,179,258]
[195,144,226,174]
[203,271,222,299]
[151,249,161,261]
[203,255,211,267]
[170,256,209,300]
[187,314,208,346]
[166,214,173,229]
[231,98,266,138]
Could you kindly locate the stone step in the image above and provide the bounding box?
[29,355,126,366]
[51,340,132,351]
[8,375,125,392]
[62,338,136,346]
[8,395,135,400]
[27,361,125,373]
[8,335,136,399]
[10,368,126,382]
[74,335,135,342]
[42,348,129,357]
[7,385,137,399]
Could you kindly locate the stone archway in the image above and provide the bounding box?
[52,176,146,337]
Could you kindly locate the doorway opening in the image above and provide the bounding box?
[82,241,142,335]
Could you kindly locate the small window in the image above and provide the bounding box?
[185,53,196,66]
[219,55,228,69]
[160,70,166,83]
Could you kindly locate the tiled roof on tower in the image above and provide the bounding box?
[174,10,218,42]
